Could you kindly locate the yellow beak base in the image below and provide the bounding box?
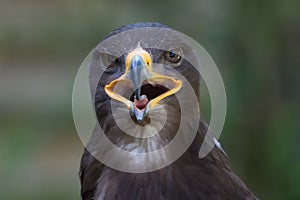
[104,73,182,110]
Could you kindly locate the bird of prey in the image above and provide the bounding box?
[79,22,258,200]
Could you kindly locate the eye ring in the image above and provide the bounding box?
[164,49,182,64]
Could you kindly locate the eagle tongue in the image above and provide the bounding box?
[134,95,149,110]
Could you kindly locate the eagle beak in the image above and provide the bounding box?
[128,54,151,100]
[104,48,182,123]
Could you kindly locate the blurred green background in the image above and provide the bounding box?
[0,0,299,199]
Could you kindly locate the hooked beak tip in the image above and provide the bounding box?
[131,107,146,122]
[131,96,149,122]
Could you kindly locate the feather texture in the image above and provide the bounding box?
[80,22,258,200]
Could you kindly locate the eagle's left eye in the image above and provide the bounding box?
[165,49,182,64]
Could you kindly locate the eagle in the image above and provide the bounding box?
[79,22,258,200]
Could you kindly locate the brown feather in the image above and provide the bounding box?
[80,22,258,200]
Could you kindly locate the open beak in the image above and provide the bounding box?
[104,48,182,122]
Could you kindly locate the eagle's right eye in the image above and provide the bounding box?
[101,53,117,73]
[104,63,117,73]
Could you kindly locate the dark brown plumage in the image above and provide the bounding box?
[80,22,258,200]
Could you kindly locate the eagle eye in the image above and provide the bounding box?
[101,53,118,73]
[164,49,182,64]
[104,63,117,73]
